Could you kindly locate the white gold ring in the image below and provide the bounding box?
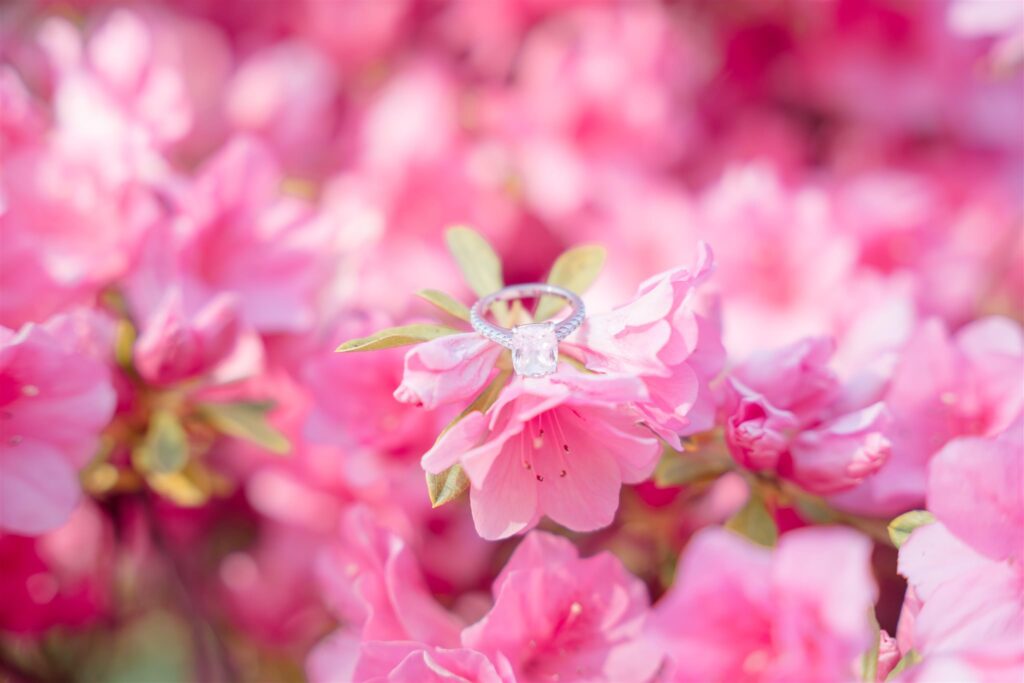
[470,283,585,378]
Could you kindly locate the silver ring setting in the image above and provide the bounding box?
[470,283,585,377]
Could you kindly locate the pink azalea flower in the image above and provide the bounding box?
[394,333,502,411]
[462,531,661,683]
[309,506,468,681]
[311,639,517,683]
[720,336,891,494]
[315,167,477,320]
[332,62,529,274]
[388,248,722,539]
[122,219,264,387]
[315,506,464,646]
[897,655,1022,683]
[0,66,46,155]
[215,521,338,648]
[833,316,1023,515]
[0,133,162,328]
[897,419,1024,678]
[294,0,411,69]
[225,40,341,176]
[175,136,331,334]
[0,502,113,633]
[877,630,902,682]
[422,372,661,539]
[575,241,725,447]
[695,164,860,356]
[949,0,1024,41]
[563,175,703,304]
[42,10,192,158]
[949,0,1024,71]
[305,316,445,457]
[835,164,1023,326]
[306,631,362,683]
[356,61,460,178]
[433,0,583,77]
[0,312,116,535]
[132,289,242,386]
[233,364,479,588]
[789,0,1024,151]
[493,3,706,187]
[650,526,878,682]
[395,246,723,445]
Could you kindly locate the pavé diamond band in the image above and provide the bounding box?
[469,284,585,377]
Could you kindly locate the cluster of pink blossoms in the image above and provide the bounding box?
[1,0,1022,682]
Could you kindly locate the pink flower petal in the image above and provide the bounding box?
[0,440,81,535]
[469,448,538,541]
[395,333,502,410]
[421,411,490,475]
[926,422,1024,562]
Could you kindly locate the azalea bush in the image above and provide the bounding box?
[1,1,1022,682]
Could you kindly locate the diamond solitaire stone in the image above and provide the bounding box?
[470,283,584,377]
[511,322,558,377]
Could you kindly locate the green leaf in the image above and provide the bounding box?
[81,611,193,683]
[416,289,470,322]
[114,318,138,373]
[148,459,232,507]
[887,510,935,548]
[535,245,606,321]
[133,410,189,475]
[445,226,504,297]
[885,649,921,681]
[427,465,471,508]
[147,471,210,507]
[336,323,459,352]
[861,610,881,682]
[793,493,842,525]
[654,447,732,487]
[197,401,290,455]
[725,485,778,547]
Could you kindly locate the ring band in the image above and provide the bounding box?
[470,284,585,377]
[470,284,585,348]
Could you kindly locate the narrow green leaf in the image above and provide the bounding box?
[535,245,606,321]
[885,650,921,681]
[654,447,732,487]
[133,410,189,475]
[445,226,504,297]
[336,324,459,352]
[114,319,138,373]
[861,610,881,682]
[147,470,211,507]
[416,289,470,322]
[725,485,778,547]
[197,401,291,455]
[793,494,842,525]
[148,459,232,507]
[427,465,471,508]
[887,510,935,548]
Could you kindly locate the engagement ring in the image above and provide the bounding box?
[470,283,585,378]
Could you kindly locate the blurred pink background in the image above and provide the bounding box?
[1,0,1021,681]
